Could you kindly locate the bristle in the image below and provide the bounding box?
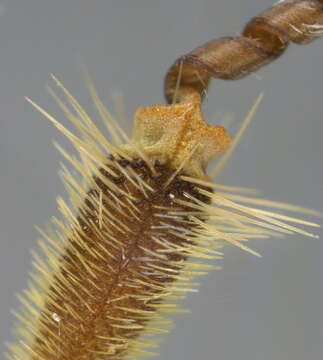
[9,80,319,360]
[210,92,264,178]
[163,143,199,188]
[83,71,157,175]
[210,191,323,217]
[180,175,260,195]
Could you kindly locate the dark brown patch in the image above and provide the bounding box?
[31,158,212,360]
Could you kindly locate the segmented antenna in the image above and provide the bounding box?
[165,0,323,102]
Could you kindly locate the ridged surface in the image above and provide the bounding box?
[165,0,323,102]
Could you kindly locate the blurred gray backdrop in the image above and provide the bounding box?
[1,1,322,359]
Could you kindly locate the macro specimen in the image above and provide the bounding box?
[2,1,323,360]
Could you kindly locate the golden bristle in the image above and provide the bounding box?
[7,78,319,360]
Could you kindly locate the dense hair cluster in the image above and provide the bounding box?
[6,76,319,360]
[25,158,214,359]
[6,1,323,359]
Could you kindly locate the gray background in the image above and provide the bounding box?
[1,0,322,359]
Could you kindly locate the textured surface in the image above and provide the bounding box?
[27,159,212,359]
[165,0,323,100]
[1,1,322,360]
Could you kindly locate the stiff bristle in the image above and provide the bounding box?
[7,78,319,360]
